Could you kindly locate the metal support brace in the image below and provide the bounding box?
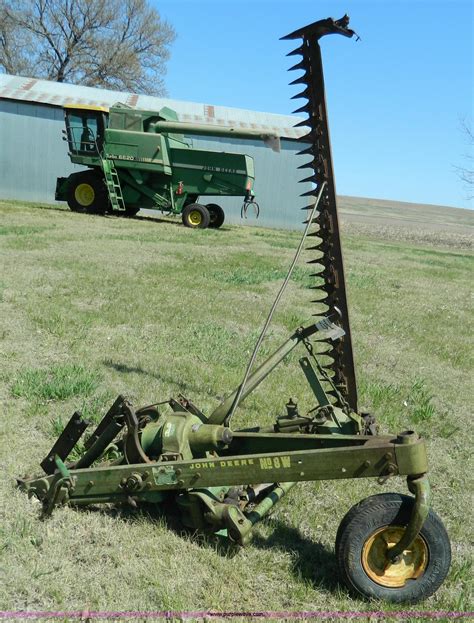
[387,474,430,562]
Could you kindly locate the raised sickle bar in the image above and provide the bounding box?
[282,15,359,411]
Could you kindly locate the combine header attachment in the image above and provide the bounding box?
[20,16,451,604]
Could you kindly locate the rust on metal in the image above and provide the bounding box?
[282,15,359,411]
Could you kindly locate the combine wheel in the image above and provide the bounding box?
[206,203,225,228]
[124,206,140,217]
[182,203,210,229]
[67,172,107,214]
[336,493,451,603]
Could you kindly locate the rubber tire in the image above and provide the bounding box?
[336,493,451,604]
[206,203,225,228]
[124,206,140,217]
[67,171,107,214]
[182,203,210,229]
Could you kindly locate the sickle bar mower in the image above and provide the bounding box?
[18,16,451,604]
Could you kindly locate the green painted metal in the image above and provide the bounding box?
[55,103,278,223]
[18,322,429,534]
[101,158,125,211]
[208,324,321,425]
[387,473,431,561]
[246,482,296,526]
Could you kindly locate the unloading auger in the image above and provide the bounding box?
[18,16,451,604]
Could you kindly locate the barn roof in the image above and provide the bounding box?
[0,74,306,140]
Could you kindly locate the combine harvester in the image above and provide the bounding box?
[56,101,280,228]
[20,16,451,603]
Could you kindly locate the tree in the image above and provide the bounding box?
[0,0,176,96]
[456,119,473,199]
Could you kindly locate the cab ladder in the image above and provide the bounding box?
[101,159,126,212]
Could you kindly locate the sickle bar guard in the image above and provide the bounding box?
[282,15,358,411]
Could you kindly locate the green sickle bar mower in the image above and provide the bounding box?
[19,16,451,604]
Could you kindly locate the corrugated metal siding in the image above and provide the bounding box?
[0,99,82,202]
[0,77,311,229]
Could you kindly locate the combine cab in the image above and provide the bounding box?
[56,103,279,228]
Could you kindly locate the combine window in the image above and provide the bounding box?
[65,110,107,155]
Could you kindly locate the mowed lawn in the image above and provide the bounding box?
[0,199,472,616]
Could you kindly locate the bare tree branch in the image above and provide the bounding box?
[0,0,176,96]
[455,118,473,200]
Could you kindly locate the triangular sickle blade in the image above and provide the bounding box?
[286,45,304,57]
[296,146,315,156]
[288,59,308,72]
[292,103,311,115]
[297,130,318,141]
[293,118,311,128]
[289,75,309,86]
[299,174,319,184]
[290,88,310,100]
[297,160,315,170]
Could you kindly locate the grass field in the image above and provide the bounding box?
[0,198,472,619]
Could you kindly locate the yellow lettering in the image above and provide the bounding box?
[273,457,281,469]
[281,456,291,468]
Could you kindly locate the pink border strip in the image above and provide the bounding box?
[0,612,471,620]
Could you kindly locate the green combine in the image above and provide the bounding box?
[55,103,279,228]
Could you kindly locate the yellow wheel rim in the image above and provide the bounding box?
[188,209,202,226]
[75,183,95,207]
[362,526,428,588]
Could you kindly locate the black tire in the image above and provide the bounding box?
[336,493,451,604]
[182,203,210,229]
[66,171,107,214]
[124,206,140,217]
[206,203,225,228]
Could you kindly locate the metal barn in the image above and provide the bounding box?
[0,74,309,229]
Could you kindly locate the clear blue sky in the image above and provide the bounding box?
[154,0,473,209]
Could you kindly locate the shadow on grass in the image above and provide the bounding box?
[113,212,182,227]
[132,213,234,232]
[100,210,231,230]
[104,360,162,381]
[23,203,69,212]
[73,499,339,591]
[252,518,340,592]
[103,359,220,400]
